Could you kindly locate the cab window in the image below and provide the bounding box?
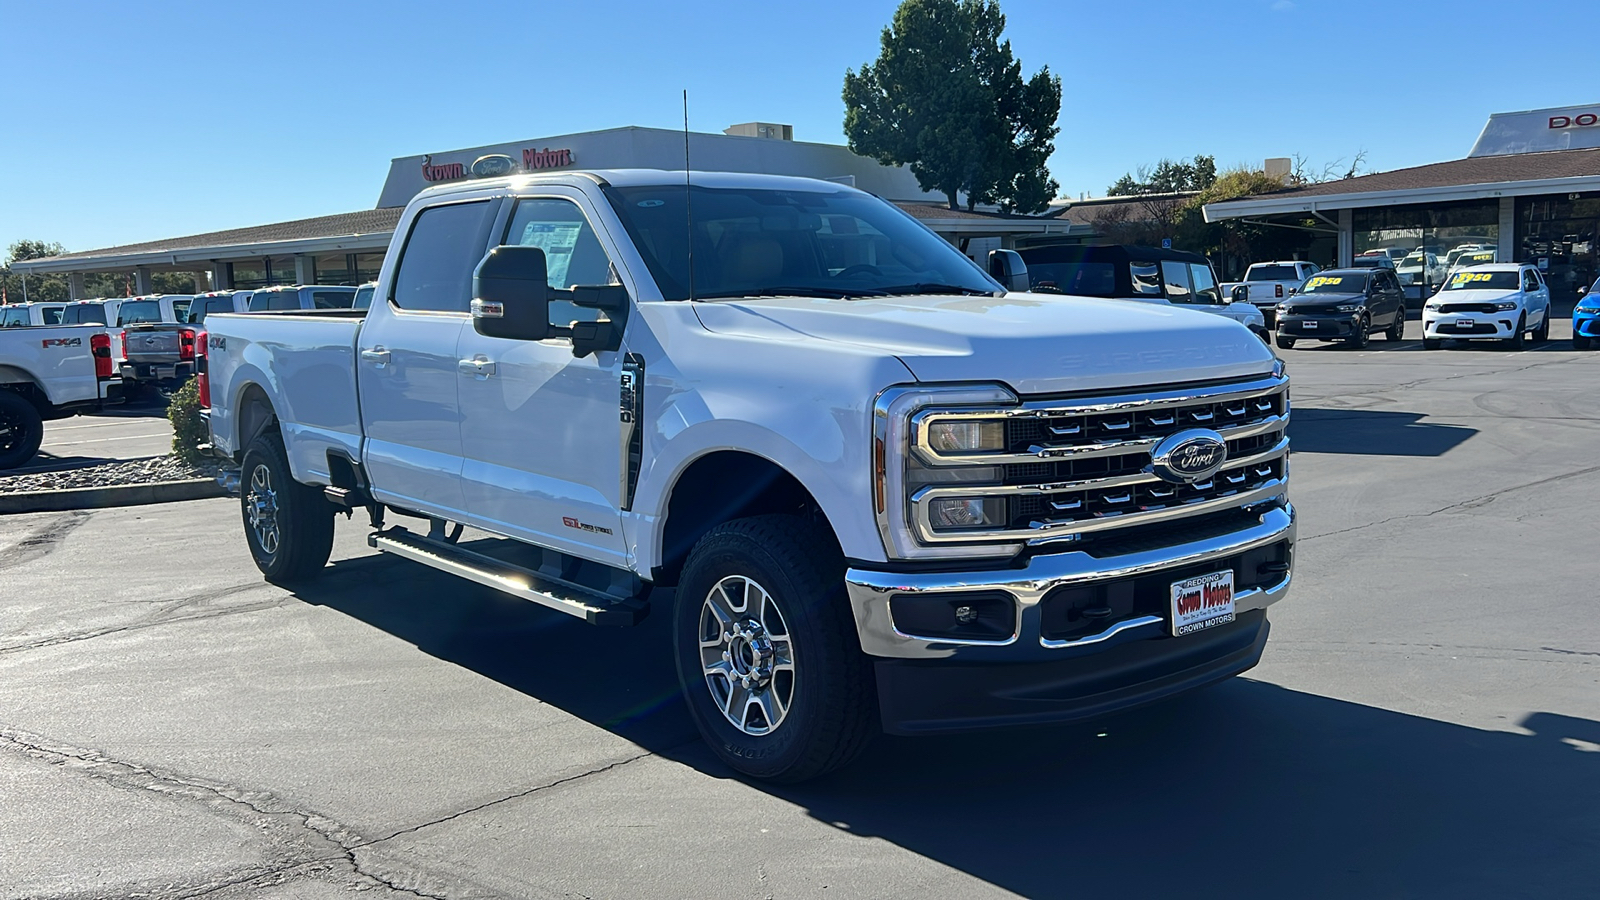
[42,307,63,325]
[503,198,620,326]
[1160,260,1193,303]
[1129,261,1161,295]
[1189,263,1221,304]
[117,300,162,325]
[391,200,498,313]
[1,307,24,327]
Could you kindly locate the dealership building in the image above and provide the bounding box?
[1205,103,1600,297]
[11,124,1070,296]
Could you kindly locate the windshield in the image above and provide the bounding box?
[1300,274,1365,294]
[1399,253,1428,268]
[354,286,375,310]
[1443,271,1519,292]
[1247,265,1299,281]
[118,300,162,325]
[602,184,1000,300]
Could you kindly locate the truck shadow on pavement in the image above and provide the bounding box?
[1289,408,1475,457]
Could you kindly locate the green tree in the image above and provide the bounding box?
[843,0,1062,213]
[1106,155,1217,196]
[1,240,69,304]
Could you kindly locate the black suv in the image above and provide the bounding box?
[1275,268,1406,350]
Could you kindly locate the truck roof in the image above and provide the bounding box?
[409,168,868,202]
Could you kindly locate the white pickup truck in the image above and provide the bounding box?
[0,324,122,468]
[203,169,1296,781]
[1223,261,1320,327]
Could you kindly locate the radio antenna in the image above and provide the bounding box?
[683,89,696,302]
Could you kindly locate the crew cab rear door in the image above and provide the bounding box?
[357,197,500,519]
[453,190,630,567]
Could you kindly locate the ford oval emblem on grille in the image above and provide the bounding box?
[1148,429,1228,484]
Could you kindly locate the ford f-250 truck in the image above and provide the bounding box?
[0,323,122,468]
[203,169,1295,781]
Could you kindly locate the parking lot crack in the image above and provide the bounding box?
[0,584,284,656]
[1302,462,1600,542]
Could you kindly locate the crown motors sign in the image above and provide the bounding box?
[419,146,575,183]
[1549,112,1600,129]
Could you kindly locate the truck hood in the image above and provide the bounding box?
[692,292,1275,395]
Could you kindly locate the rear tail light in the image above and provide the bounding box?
[1275,284,1284,298]
[90,333,113,379]
[179,328,196,361]
[119,330,129,360]
[196,330,210,409]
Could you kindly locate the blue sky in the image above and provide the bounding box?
[2,0,1589,255]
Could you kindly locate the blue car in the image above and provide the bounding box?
[1576,278,1600,349]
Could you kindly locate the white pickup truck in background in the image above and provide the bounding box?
[203,168,1295,782]
[1223,261,1320,327]
[0,323,122,468]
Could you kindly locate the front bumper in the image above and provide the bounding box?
[1422,312,1519,340]
[1277,313,1363,339]
[1573,312,1599,338]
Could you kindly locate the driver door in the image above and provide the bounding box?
[453,191,632,569]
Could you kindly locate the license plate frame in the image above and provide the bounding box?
[1455,318,1474,329]
[1170,569,1236,637]
[1302,320,1318,329]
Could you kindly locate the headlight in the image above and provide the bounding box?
[1425,302,1442,311]
[1495,301,1517,311]
[1334,305,1360,313]
[1577,305,1600,314]
[1276,303,1288,312]
[926,420,1004,454]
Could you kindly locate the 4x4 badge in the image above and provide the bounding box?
[1148,429,1228,484]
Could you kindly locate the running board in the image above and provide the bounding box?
[367,527,648,626]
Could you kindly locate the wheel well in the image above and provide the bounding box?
[0,369,48,415]
[655,451,834,586]
[235,384,277,459]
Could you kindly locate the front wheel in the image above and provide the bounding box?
[240,433,336,583]
[1505,314,1527,350]
[674,515,875,782]
[1275,335,1296,350]
[0,390,44,470]
[1532,309,1549,343]
[1346,316,1370,348]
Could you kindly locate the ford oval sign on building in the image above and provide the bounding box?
[1148,429,1228,484]
[471,154,517,179]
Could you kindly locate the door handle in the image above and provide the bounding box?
[360,347,391,365]
[458,357,496,377]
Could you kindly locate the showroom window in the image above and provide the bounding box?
[1354,200,1499,299]
[1515,192,1600,297]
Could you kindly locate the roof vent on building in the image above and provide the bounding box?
[725,122,794,140]
[1264,157,1292,179]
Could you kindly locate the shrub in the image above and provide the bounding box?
[167,378,209,466]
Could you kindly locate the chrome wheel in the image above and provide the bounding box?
[699,575,795,736]
[245,463,281,556]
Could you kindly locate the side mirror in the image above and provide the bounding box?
[1579,285,1589,295]
[472,245,551,341]
[1231,285,1249,303]
[987,249,1030,292]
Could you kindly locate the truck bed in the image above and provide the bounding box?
[204,310,366,484]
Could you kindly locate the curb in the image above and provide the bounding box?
[0,479,227,515]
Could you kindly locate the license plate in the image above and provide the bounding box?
[1455,318,1473,328]
[1171,570,1235,637]
[1302,320,1317,329]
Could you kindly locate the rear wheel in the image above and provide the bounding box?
[240,432,336,583]
[1505,314,1526,350]
[1386,311,1405,341]
[674,515,875,782]
[0,390,44,470]
[1275,335,1296,350]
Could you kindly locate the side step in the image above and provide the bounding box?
[367,527,648,626]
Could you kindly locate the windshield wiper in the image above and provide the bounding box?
[695,286,885,300]
[874,283,1000,297]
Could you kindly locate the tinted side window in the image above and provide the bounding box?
[1160,260,1193,303]
[270,292,299,311]
[248,293,270,312]
[311,290,354,309]
[392,200,497,312]
[43,307,63,325]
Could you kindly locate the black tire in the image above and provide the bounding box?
[1577,334,1593,350]
[1422,338,1442,351]
[1275,335,1295,350]
[0,390,44,470]
[673,515,875,782]
[1346,316,1370,348]
[1532,309,1549,343]
[240,432,335,583]
[1386,310,1405,341]
[1506,314,1526,350]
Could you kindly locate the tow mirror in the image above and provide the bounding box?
[472,245,551,341]
[987,249,1030,292]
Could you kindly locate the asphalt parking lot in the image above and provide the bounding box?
[15,401,174,476]
[2,332,1597,899]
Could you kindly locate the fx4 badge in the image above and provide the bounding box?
[41,337,83,348]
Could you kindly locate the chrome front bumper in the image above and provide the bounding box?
[846,502,1295,660]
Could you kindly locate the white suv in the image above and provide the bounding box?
[1422,264,1552,349]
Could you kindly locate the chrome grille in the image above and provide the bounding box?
[909,373,1290,545]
